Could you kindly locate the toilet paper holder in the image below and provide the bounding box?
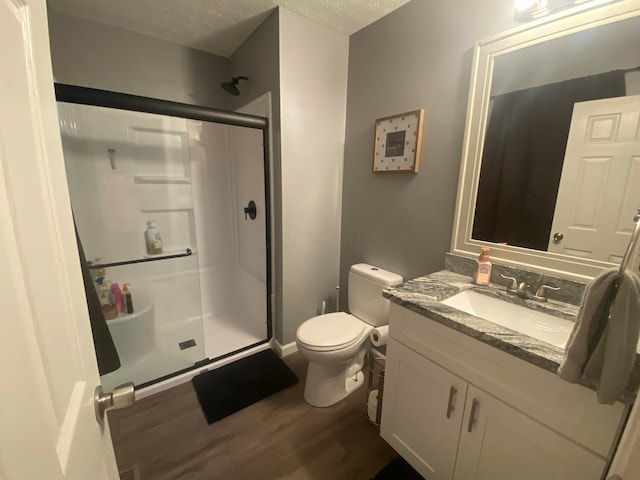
[366,350,386,427]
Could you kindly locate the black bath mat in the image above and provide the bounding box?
[191,349,298,424]
[371,457,425,480]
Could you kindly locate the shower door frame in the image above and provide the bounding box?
[55,83,273,386]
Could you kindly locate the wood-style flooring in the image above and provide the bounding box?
[108,352,397,480]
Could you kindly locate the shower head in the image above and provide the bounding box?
[220,76,248,96]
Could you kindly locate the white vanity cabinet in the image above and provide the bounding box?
[380,303,625,480]
[381,340,467,479]
[453,384,605,480]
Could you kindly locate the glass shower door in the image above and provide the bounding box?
[57,85,272,393]
[190,120,269,360]
[59,102,206,392]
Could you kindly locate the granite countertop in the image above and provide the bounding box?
[383,270,639,403]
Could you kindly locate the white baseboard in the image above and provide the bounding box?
[271,338,298,357]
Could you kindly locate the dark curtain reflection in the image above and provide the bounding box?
[473,70,626,251]
[74,222,121,375]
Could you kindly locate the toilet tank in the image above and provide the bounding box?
[348,263,403,327]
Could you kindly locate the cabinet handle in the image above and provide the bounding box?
[446,385,457,418]
[467,398,479,433]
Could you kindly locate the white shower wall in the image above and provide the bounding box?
[60,102,267,389]
[190,120,267,359]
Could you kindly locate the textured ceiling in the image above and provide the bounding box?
[47,0,411,58]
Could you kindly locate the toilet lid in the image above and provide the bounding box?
[297,312,366,349]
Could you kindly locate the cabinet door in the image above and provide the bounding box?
[453,385,606,480]
[381,340,468,480]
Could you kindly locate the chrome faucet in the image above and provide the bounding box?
[500,274,560,302]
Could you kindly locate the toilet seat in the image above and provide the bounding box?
[296,312,368,352]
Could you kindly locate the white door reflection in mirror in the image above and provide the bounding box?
[549,95,640,263]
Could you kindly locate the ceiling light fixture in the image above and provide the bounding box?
[515,0,542,12]
[513,0,614,22]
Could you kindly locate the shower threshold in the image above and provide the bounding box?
[133,341,272,400]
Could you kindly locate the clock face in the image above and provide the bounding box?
[373,110,423,172]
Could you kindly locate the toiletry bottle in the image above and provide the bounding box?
[88,258,102,282]
[145,221,163,255]
[99,292,117,320]
[94,273,112,300]
[94,267,106,288]
[123,283,134,314]
[111,283,122,315]
[121,286,128,314]
[473,247,492,285]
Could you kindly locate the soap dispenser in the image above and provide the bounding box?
[473,247,492,286]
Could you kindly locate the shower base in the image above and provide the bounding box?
[101,311,268,395]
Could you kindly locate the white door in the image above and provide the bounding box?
[381,340,468,480]
[548,95,640,263]
[0,0,119,478]
[453,386,605,480]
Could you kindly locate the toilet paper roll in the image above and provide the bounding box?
[367,389,379,423]
[370,325,389,347]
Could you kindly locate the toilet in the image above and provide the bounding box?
[296,263,403,407]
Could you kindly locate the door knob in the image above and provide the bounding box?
[94,382,135,424]
[244,200,257,220]
[553,232,564,243]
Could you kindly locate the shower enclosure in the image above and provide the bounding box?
[56,85,271,393]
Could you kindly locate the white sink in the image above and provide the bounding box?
[441,290,574,349]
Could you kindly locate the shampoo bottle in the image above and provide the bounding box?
[145,221,163,255]
[94,274,111,301]
[123,283,134,314]
[111,283,122,315]
[473,247,492,285]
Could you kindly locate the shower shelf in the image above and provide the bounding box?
[133,175,191,185]
[87,248,193,269]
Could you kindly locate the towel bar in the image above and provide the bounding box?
[87,248,193,269]
[619,209,640,275]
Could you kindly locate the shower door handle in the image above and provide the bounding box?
[244,201,257,220]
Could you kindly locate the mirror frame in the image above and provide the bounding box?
[451,0,640,282]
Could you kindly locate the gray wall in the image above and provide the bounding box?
[47,12,232,109]
[230,10,280,114]
[340,0,518,301]
[229,10,284,342]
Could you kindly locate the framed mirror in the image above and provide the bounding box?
[452,0,640,281]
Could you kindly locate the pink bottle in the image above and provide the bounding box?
[111,283,122,315]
